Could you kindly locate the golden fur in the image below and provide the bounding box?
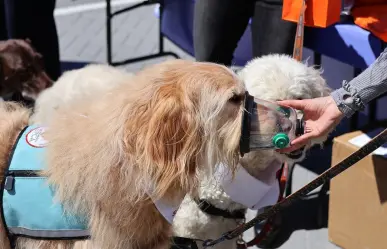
[0,60,245,249]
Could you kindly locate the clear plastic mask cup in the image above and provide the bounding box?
[249,98,299,150]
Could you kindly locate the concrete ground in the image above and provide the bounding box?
[54,1,342,248]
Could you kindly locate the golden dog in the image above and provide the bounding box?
[0,60,245,249]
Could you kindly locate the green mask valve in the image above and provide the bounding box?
[272,133,290,149]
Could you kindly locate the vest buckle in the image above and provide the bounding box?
[4,175,15,191]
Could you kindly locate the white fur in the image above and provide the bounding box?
[30,64,133,125]
[173,54,331,249]
[240,54,330,101]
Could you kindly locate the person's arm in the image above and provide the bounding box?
[331,47,387,118]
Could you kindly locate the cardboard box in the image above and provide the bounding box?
[329,129,387,249]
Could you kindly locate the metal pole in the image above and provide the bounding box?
[106,0,112,64]
[158,0,164,53]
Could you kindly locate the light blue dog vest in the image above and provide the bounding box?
[1,125,90,240]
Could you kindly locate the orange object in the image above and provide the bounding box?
[282,0,342,28]
[351,4,387,42]
[292,0,306,61]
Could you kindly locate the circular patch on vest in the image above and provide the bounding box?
[26,127,48,148]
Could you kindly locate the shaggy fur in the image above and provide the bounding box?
[0,60,245,249]
[0,39,53,103]
[30,64,133,125]
[173,54,332,249]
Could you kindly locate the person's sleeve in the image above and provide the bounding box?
[331,47,387,118]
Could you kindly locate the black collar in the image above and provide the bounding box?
[171,236,199,249]
[194,199,246,220]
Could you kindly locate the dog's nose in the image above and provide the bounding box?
[286,146,305,159]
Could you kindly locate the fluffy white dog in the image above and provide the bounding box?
[30,64,133,125]
[172,54,332,249]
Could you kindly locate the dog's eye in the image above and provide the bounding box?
[229,94,243,104]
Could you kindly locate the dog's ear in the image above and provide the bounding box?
[125,83,202,199]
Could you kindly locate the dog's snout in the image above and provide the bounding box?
[282,123,292,133]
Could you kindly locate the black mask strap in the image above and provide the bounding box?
[240,91,254,156]
[296,117,305,137]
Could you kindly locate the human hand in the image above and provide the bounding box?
[276,96,344,153]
